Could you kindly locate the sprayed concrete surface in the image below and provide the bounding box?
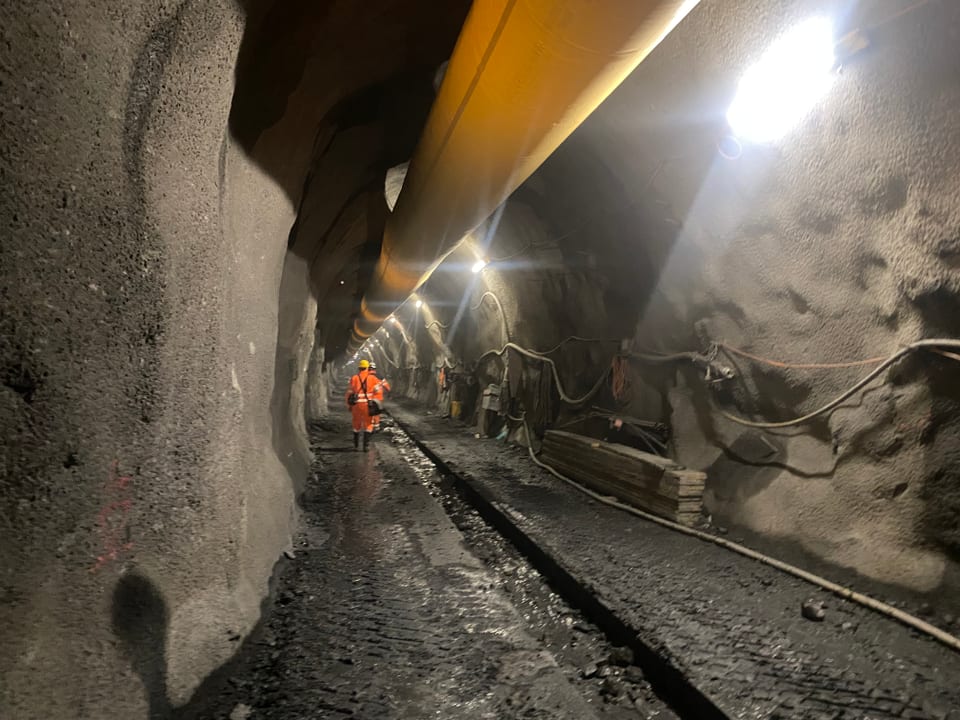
[2,2,297,716]
[1,0,465,716]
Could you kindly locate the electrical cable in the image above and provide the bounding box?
[380,351,402,370]
[477,342,610,406]
[870,0,933,30]
[489,241,535,263]
[517,417,960,654]
[611,355,631,401]
[720,342,886,369]
[632,350,713,364]
[468,288,617,356]
[634,432,659,455]
[933,348,960,363]
[716,339,960,429]
[469,291,510,344]
[536,336,619,355]
[543,411,668,455]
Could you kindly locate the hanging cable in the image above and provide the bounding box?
[380,351,402,370]
[467,287,620,357]
[477,342,610,406]
[611,355,631,402]
[933,348,960,363]
[536,336,619,355]
[716,339,960,429]
[470,291,510,344]
[719,342,886,369]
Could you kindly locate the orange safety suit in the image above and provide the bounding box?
[370,372,391,430]
[345,370,375,433]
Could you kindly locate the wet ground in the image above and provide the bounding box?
[389,402,960,720]
[181,400,960,720]
[183,410,673,719]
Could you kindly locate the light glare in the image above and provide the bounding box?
[727,18,835,143]
[415,300,423,308]
[471,259,487,274]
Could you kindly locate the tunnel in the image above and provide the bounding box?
[3,0,960,717]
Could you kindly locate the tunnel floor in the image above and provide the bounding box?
[183,409,674,720]
[389,402,960,720]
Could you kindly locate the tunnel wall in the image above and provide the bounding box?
[1,0,467,716]
[1,2,300,717]
[578,0,960,597]
[369,0,960,603]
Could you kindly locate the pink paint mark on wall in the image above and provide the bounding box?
[90,460,135,572]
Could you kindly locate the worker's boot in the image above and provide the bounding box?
[363,432,372,451]
[353,432,359,450]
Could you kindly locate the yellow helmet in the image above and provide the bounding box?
[358,359,370,369]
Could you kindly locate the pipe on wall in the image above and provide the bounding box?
[349,0,699,351]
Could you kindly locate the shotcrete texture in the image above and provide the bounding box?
[1,0,467,717]
[4,0,960,716]
[373,0,960,604]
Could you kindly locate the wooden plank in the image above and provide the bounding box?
[543,439,668,483]
[541,446,700,499]
[540,430,706,526]
[542,459,701,516]
[546,431,681,469]
[546,458,704,500]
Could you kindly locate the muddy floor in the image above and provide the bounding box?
[180,410,673,719]
[389,402,960,720]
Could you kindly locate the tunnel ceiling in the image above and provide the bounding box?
[228,0,471,361]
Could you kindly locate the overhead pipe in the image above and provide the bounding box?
[349,0,700,351]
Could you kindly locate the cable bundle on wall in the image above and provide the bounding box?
[714,338,960,429]
[477,341,611,406]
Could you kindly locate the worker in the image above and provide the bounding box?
[345,359,375,450]
[369,363,391,432]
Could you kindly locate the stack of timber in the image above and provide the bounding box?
[541,430,705,526]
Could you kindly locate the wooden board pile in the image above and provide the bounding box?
[541,430,706,526]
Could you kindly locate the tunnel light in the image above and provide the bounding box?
[726,17,835,143]
[339,280,345,285]
[471,258,488,274]
[415,300,423,309]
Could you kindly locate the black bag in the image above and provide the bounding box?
[348,393,358,406]
[367,399,381,416]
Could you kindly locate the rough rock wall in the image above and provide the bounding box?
[1,2,297,717]
[571,0,960,597]
[377,0,960,601]
[1,0,467,717]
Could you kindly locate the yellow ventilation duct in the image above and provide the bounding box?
[350,0,699,349]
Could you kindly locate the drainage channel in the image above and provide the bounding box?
[385,423,672,718]
[386,413,730,720]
